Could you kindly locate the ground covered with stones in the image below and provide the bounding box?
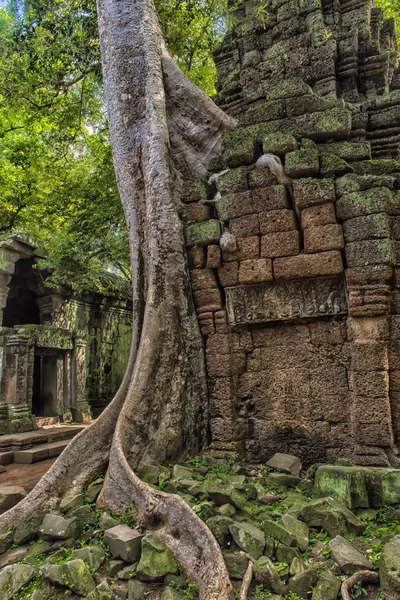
[1,453,400,599]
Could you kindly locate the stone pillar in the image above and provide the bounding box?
[72,335,92,423]
[2,333,35,433]
[347,316,394,466]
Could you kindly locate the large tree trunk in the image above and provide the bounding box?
[0,0,235,597]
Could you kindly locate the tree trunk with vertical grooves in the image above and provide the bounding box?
[0,0,236,598]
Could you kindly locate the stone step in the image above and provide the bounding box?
[13,440,70,464]
[0,426,84,453]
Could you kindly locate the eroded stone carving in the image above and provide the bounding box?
[226,276,348,325]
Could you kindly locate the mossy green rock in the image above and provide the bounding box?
[185,220,221,248]
[60,491,84,512]
[86,580,114,600]
[222,551,248,579]
[39,513,81,540]
[128,579,146,599]
[0,563,35,600]
[0,531,13,554]
[262,133,297,156]
[206,515,233,548]
[315,465,400,508]
[71,546,105,570]
[41,558,96,595]
[320,152,353,177]
[161,588,183,600]
[85,479,104,503]
[219,503,236,517]
[14,510,45,545]
[275,544,301,563]
[380,535,400,598]
[267,473,301,487]
[252,556,285,594]
[311,571,341,600]
[300,497,365,537]
[281,514,309,551]
[285,148,319,178]
[262,519,297,547]
[289,568,318,599]
[136,535,179,581]
[228,521,265,559]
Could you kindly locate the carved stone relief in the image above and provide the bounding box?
[226,277,348,325]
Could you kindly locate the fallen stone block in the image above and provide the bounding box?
[39,513,81,540]
[0,486,27,514]
[0,563,35,600]
[136,534,179,581]
[103,524,143,563]
[328,535,372,572]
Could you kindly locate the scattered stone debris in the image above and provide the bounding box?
[0,454,399,598]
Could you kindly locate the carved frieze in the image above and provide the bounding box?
[226,277,348,325]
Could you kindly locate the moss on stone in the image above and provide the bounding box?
[266,77,312,101]
[352,159,400,176]
[185,220,221,247]
[320,152,353,177]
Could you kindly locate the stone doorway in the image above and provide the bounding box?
[32,349,63,419]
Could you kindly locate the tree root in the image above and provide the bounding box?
[341,570,380,600]
[240,561,253,600]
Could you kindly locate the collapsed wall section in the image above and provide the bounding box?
[182,0,400,466]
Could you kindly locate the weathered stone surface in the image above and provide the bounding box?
[103,525,143,563]
[136,535,178,581]
[60,491,84,512]
[99,512,119,530]
[71,546,106,570]
[380,535,400,600]
[86,580,115,600]
[289,569,318,599]
[273,251,343,279]
[253,556,285,594]
[266,453,302,476]
[301,203,337,229]
[238,258,273,284]
[222,551,248,579]
[128,579,146,600]
[226,276,347,325]
[40,559,96,595]
[261,230,300,258]
[229,521,265,559]
[206,515,233,548]
[39,513,81,540]
[0,486,27,514]
[84,479,104,504]
[304,224,344,254]
[311,571,341,600]
[328,535,372,572]
[0,563,35,600]
[262,519,296,547]
[0,531,13,554]
[300,497,365,537]
[160,588,183,600]
[281,514,309,551]
[185,220,221,247]
[293,178,335,210]
[14,511,45,545]
[314,465,400,508]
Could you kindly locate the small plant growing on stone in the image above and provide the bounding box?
[182,581,200,599]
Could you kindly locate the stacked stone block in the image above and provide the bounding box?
[183,0,400,466]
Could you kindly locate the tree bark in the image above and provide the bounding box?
[0,0,235,598]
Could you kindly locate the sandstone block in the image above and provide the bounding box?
[39,514,80,540]
[222,551,248,579]
[223,236,259,262]
[285,148,320,178]
[0,564,35,600]
[300,497,365,537]
[252,556,285,594]
[343,213,392,242]
[206,245,221,268]
[198,312,215,335]
[252,184,290,211]
[311,571,341,600]
[228,521,265,559]
[182,180,207,203]
[248,165,278,189]
[216,191,253,220]
[262,133,297,155]
[321,141,371,161]
[190,269,217,291]
[289,569,318,599]
[266,452,302,476]
[0,486,27,515]
[218,167,248,194]
[350,340,387,371]
[292,107,352,141]
[346,239,395,267]
[218,262,239,287]
[239,259,273,283]
[136,534,178,581]
[207,352,246,377]
[182,203,212,223]
[193,289,222,313]
[273,251,343,279]
[229,213,259,237]
[103,525,143,563]
[293,178,335,210]
[301,202,337,229]
[304,224,344,253]
[185,219,221,247]
[328,535,372,572]
[336,187,393,220]
[261,230,300,258]
[259,209,297,233]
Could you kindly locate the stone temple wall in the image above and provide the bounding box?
[183,0,400,466]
